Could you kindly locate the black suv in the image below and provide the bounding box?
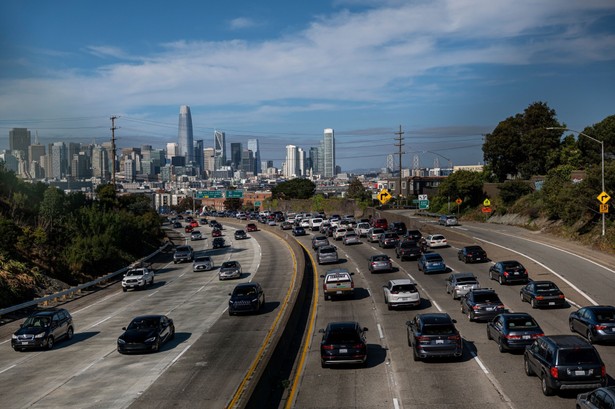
[389,222,407,235]
[12,308,75,351]
[395,240,422,261]
[228,282,265,315]
[460,288,506,322]
[457,245,488,264]
[319,321,368,368]
[406,313,463,361]
[524,335,606,396]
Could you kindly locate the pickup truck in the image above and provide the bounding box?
[122,267,155,292]
[321,269,355,301]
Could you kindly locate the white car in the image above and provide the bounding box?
[122,268,155,292]
[355,222,371,237]
[425,234,448,248]
[383,279,421,310]
[342,232,360,245]
[193,255,214,272]
[333,228,348,241]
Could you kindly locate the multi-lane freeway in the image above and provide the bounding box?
[1,211,613,409]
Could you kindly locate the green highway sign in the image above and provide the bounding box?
[419,199,429,210]
[225,190,244,199]
[254,201,261,206]
[197,190,223,199]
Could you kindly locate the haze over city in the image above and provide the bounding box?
[1,0,614,171]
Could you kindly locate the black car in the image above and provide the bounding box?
[404,229,422,242]
[569,305,615,344]
[117,314,175,354]
[489,260,529,284]
[524,335,606,396]
[460,288,506,322]
[172,221,182,228]
[234,229,248,240]
[395,240,422,261]
[292,226,306,236]
[576,386,615,408]
[212,237,226,249]
[319,321,368,368]
[486,312,544,352]
[520,280,566,308]
[378,232,400,248]
[389,221,407,235]
[228,282,265,315]
[406,313,463,361]
[12,308,74,351]
[457,245,488,264]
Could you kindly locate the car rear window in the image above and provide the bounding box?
[326,330,361,344]
[373,255,389,261]
[425,254,443,261]
[432,235,445,240]
[422,324,456,335]
[507,318,538,329]
[456,277,477,284]
[473,293,501,303]
[326,273,351,282]
[401,241,417,248]
[320,247,336,254]
[557,348,600,365]
[535,283,558,292]
[392,284,417,293]
[594,310,615,321]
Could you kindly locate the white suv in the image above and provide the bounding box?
[383,279,420,310]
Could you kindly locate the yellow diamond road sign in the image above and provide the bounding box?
[597,191,611,204]
[378,189,392,204]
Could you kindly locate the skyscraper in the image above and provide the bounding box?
[247,139,261,174]
[323,128,336,178]
[231,142,242,170]
[9,128,31,163]
[214,130,226,170]
[178,105,194,163]
[284,145,299,178]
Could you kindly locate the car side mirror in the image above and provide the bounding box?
[228,293,232,296]
[451,319,457,323]
[122,327,127,331]
[350,272,355,276]
[406,321,413,327]
[318,329,325,333]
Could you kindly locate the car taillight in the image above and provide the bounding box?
[504,271,510,277]
[595,325,607,331]
[505,334,521,340]
[322,344,335,350]
[558,295,565,299]
[535,296,544,300]
[472,306,480,310]
[601,365,606,377]
[448,335,460,341]
[391,291,399,294]
[533,333,545,339]
[550,367,559,379]
[354,343,365,349]
[416,336,430,344]
[351,281,355,289]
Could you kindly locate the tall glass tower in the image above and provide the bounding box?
[247,139,261,175]
[323,128,336,177]
[178,105,194,163]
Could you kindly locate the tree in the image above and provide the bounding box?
[436,170,485,209]
[224,198,243,211]
[346,178,371,201]
[498,180,533,205]
[271,179,316,199]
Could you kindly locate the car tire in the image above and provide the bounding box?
[387,301,393,311]
[468,311,473,322]
[541,375,554,396]
[520,292,525,302]
[531,298,537,309]
[152,338,160,353]
[498,340,505,353]
[569,320,575,333]
[498,276,504,285]
[524,358,535,376]
[321,360,327,368]
[170,328,175,340]
[412,347,420,362]
[587,330,595,344]
[66,327,74,341]
[46,336,54,350]
[123,288,127,292]
[486,327,492,340]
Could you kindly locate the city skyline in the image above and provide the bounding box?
[1,1,614,171]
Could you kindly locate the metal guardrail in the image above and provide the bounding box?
[0,243,171,318]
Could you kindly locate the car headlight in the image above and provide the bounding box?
[12,334,17,339]
[144,336,157,343]
[229,300,234,304]
[251,298,258,303]
[34,332,47,339]
[117,338,126,344]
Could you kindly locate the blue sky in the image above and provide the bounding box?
[1,0,614,172]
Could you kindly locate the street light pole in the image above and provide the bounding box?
[547,127,605,236]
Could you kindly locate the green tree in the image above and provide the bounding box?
[498,180,533,205]
[436,170,485,209]
[271,179,316,199]
[346,178,370,201]
[224,198,243,211]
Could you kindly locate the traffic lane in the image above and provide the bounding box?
[292,234,395,409]
[128,225,295,409]
[0,226,269,409]
[341,241,514,409]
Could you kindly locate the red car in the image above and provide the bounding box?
[185,225,194,233]
[190,220,199,228]
[372,218,388,230]
[212,229,222,237]
[246,223,258,232]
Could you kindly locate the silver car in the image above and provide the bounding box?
[193,255,213,272]
[367,228,385,243]
[218,261,242,280]
[317,245,339,265]
[342,232,361,245]
[445,272,480,299]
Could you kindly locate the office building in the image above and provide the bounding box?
[194,140,204,176]
[9,128,31,163]
[323,128,336,178]
[284,145,299,178]
[178,105,194,163]
[231,142,242,170]
[248,139,261,174]
[204,147,215,174]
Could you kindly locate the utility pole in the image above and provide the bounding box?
[110,116,118,188]
[394,125,405,203]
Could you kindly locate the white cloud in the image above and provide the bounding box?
[229,17,258,30]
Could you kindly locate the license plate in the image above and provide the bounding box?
[522,335,531,339]
[336,291,343,294]
[513,272,519,275]
[486,307,495,311]
[339,348,348,353]
[21,341,29,345]
[435,340,444,344]
[575,370,586,376]
[549,302,555,305]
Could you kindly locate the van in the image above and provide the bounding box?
[439,215,458,226]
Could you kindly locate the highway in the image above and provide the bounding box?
[290,211,615,409]
[0,221,296,409]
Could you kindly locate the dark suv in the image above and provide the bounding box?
[460,288,506,322]
[524,335,607,396]
[12,308,75,351]
[319,321,368,368]
[395,240,422,261]
[406,313,463,361]
[389,222,407,235]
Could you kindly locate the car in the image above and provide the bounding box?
[117,315,175,354]
[569,305,615,344]
[417,253,447,274]
[308,217,324,231]
[489,260,529,284]
[212,237,225,249]
[212,228,222,237]
[219,260,242,280]
[228,282,265,315]
[404,229,422,241]
[280,221,293,230]
[311,235,330,250]
[292,226,306,236]
[342,231,360,245]
[234,229,248,240]
[395,240,421,261]
[366,227,385,243]
[383,279,420,310]
[200,218,208,224]
[388,221,407,235]
[524,335,606,396]
[378,232,400,248]
[486,312,544,352]
[445,272,480,299]
[317,245,339,265]
[321,268,355,300]
[11,308,74,351]
[184,225,194,233]
[190,230,203,241]
[122,267,155,291]
[190,220,199,227]
[425,234,448,248]
[457,245,488,263]
[355,222,371,237]
[319,221,331,234]
[193,255,214,272]
[246,223,258,232]
[333,227,348,240]
[372,218,388,230]
[172,221,182,228]
[406,313,463,361]
[173,245,194,264]
[520,280,566,308]
[210,221,222,229]
[319,321,368,368]
[461,288,506,322]
[368,254,393,273]
[576,386,615,409]
[439,215,458,226]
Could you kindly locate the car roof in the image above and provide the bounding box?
[542,334,594,348]
[131,314,165,320]
[424,253,442,259]
[325,268,350,275]
[326,321,361,331]
[498,312,534,320]
[31,309,65,317]
[417,313,453,324]
[233,282,259,289]
[389,278,415,286]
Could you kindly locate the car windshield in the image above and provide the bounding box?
[221,262,236,268]
[422,324,455,335]
[176,246,189,252]
[320,247,335,254]
[326,329,360,344]
[502,262,523,270]
[126,270,144,276]
[558,348,600,365]
[128,318,159,330]
[195,257,210,263]
[372,229,384,234]
[507,318,538,329]
[425,254,443,262]
[24,316,50,327]
[234,287,257,296]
